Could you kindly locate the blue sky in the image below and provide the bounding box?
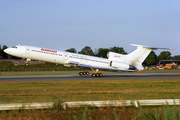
[1,0,180,56]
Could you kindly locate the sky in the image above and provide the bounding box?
[1,0,180,56]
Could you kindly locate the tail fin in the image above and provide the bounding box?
[126,44,173,70]
[108,44,173,70]
[127,44,173,64]
[127,44,152,64]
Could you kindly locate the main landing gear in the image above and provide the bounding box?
[91,68,103,77]
[78,68,103,77]
[79,71,89,76]
[92,73,103,77]
[79,71,103,77]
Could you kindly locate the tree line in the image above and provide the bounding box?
[0,44,180,66]
[0,45,8,59]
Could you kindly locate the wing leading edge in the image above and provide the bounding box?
[65,61,135,72]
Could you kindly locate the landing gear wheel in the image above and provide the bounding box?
[79,71,90,76]
[79,72,83,76]
[92,73,103,77]
[96,73,99,77]
[92,73,96,77]
[99,73,103,77]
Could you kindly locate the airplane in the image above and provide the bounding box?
[4,44,173,77]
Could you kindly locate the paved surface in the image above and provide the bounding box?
[0,73,180,81]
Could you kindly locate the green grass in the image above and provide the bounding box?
[0,79,179,103]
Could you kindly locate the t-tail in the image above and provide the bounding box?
[108,44,173,71]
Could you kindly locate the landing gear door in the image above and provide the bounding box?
[25,47,30,54]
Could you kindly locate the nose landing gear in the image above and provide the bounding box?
[25,58,29,66]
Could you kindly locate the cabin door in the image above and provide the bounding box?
[25,47,30,54]
[63,53,68,61]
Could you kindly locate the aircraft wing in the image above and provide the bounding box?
[68,61,80,65]
[63,61,80,67]
[78,63,135,72]
[65,61,135,72]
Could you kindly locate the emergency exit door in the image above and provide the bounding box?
[26,47,30,54]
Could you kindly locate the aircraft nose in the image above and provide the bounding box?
[4,48,10,54]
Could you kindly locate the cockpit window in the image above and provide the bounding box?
[12,46,17,48]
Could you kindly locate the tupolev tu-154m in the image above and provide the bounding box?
[4,44,173,77]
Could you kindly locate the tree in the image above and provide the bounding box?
[66,48,77,53]
[109,46,127,54]
[0,44,2,59]
[173,55,180,60]
[78,46,94,56]
[158,51,172,60]
[143,51,157,66]
[97,48,109,58]
[2,45,8,59]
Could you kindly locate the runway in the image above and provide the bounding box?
[0,73,180,81]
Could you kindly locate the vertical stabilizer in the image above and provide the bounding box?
[126,44,173,70]
[127,44,152,64]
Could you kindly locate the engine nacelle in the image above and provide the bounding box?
[134,64,144,70]
[107,52,124,61]
[110,61,129,69]
[110,61,138,70]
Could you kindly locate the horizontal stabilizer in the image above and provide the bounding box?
[130,44,174,50]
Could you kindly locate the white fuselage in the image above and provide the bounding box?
[4,44,171,74]
[4,45,121,70]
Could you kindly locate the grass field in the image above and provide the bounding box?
[0,79,179,104]
[0,69,179,103]
[0,70,180,119]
